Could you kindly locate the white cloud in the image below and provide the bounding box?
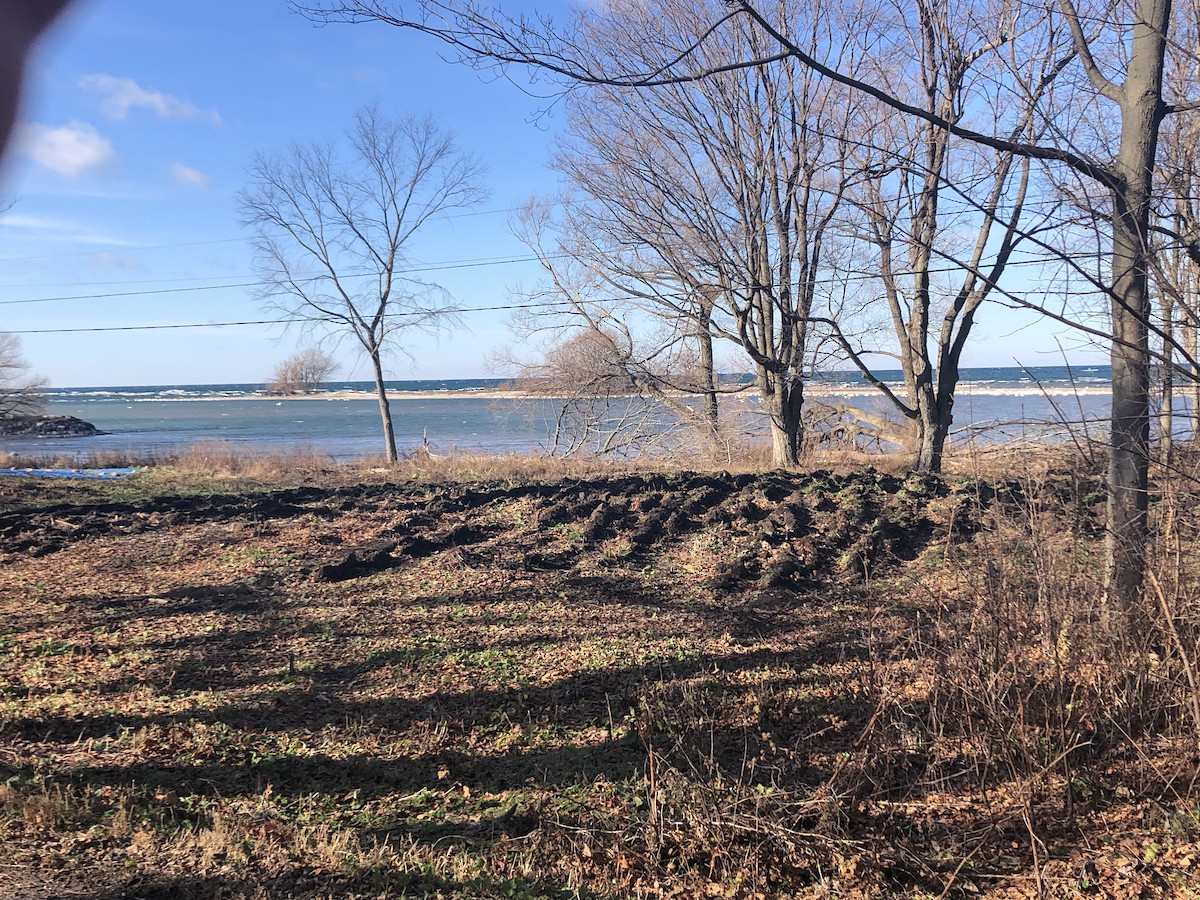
[79,74,220,125]
[352,66,388,88]
[15,122,117,176]
[0,213,67,230]
[169,162,213,188]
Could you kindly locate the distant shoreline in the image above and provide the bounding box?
[240,383,1116,402]
[255,388,529,401]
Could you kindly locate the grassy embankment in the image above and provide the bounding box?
[1,445,1199,898]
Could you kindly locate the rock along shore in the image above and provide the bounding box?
[0,415,105,437]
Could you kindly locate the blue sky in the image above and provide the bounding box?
[1,0,566,387]
[0,1,1104,388]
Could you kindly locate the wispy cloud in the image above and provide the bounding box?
[15,122,117,177]
[80,74,220,125]
[0,212,133,248]
[0,213,67,230]
[352,66,389,88]
[169,162,213,188]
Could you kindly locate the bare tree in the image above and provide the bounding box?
[240,106,485,462]
[565,237,727,455]
[511,201,736,458]
[505,326,694,458]
[294,0,1191,606]
[820,0,1057,472]
[267,346,339,395]
[511,0,863,467]
[1150,0,1200,461]
[0,332,47,418]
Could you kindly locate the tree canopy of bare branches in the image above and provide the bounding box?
[509,0,864,467]
[267,346,339,395]
[240,106,485,462]
[0,332,48,418]
[505,327,694,458]
[295,0,1195,608]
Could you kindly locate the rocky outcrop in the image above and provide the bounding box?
[0,415,104,437]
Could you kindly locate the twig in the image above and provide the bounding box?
[1147,567,1200,750]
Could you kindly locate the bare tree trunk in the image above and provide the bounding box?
[1190,279,1200,441]
[1182,261,1200,445]
[1160,281,1176,467]
[1109,208,1152,611]
[761,370,803,467]
[369,348,398,463]
[1106,0,1168,611]
[913,390,954,474]
[695,313,721,453]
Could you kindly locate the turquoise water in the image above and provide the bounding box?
[10,392,563,460]
[0,366,1173,462]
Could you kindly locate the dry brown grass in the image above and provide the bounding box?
[1,452,1199,897]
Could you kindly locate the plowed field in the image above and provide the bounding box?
[0,466,1195,898]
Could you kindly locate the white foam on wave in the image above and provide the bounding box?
[810,384,1112,398]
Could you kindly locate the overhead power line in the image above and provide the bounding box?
[0,252,570,306]
[7,300,575,335]
[5,245,1116,332]
[0,247,1108,309]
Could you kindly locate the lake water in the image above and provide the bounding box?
[0,366,1180,462]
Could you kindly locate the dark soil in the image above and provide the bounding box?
[0,469,996,578]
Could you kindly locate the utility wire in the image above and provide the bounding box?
[0,252,572,306]
[7,300,575,334]
[0,251,555,289]
[2,246,1113,327]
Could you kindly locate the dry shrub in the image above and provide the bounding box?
[838,457,1200,881]
[164,441,336,478]
[522,680,877,897]
[390,447,661,483]
[0,779,103,834]
[0,448,150,469]
[941,440,1103,481]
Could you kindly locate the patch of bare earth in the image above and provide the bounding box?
[0,467,1197,898]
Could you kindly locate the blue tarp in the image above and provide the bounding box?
[0,467,138,480]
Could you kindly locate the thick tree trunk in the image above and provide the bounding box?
[913,396,953,474]
[1108,202,1152,610]
[761,372,804,467]
[1106,0,1168,611]
[906,360,954,474]
[369,349,398,464]
[914,356,967,474]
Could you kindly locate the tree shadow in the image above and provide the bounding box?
[0,469,985,897]
[64,867,588,900]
